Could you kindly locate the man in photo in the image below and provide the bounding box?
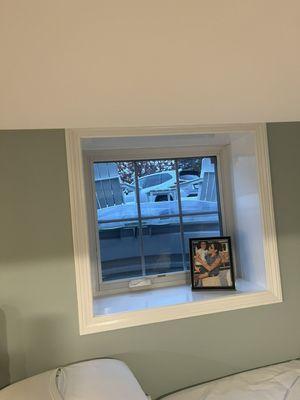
[194,241,223,287]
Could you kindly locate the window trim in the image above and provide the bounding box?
[66,124,282,335]
[84,150,225,296]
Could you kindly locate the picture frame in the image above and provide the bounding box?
[189,236,235,290]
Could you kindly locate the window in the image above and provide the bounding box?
[89,156,222,293]
[66,124,282,335]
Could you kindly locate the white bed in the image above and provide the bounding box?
[2,358,300,400]
[160,360,300,400]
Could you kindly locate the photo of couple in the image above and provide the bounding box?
[189,237,235,290]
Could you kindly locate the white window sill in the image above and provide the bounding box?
[85,280,282,334]
[94,279,263,316]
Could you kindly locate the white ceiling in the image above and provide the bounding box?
[1,0,300,129]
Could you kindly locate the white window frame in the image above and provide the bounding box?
[83,149,225,296]
[66,124,282,335]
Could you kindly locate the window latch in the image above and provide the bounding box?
[129,278,152,290]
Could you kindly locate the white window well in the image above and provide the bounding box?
[66,124,282,335]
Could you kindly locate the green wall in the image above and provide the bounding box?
[0,124,300,398]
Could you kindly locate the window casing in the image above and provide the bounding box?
[84,150,226,296]
[66,125,282,335]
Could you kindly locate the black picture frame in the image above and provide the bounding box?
[189,236,235,290]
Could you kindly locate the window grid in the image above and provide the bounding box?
[95,156,222,282]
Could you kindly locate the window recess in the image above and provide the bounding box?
[66,125,282,334]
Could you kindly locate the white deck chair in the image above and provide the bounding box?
[94,163,124,209]
[198,171,217,201]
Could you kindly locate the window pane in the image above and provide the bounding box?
[99,221,142,281]
[178,157,219,215]
[94,161,138,222]
[182,214,221,268]
[136,160,179,218]
[94,156,223,284]
[142,217,184,276]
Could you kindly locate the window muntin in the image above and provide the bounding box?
[92,156,222,285]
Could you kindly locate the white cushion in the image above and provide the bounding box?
[57,359,148,399]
